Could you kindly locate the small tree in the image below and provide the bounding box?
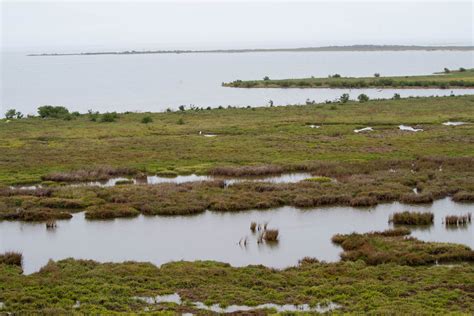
[141,116,153,124]
[374,73,380,77]
[268,100,273,107]
[392,93,401,100]
[444,68,450,73]
[5,109,17,119]
[339,93,350,103]
[357,94,369,103]
[332,74,341,78]
[263,76,270,81]
[178,105,186,112]
[15,111,23,119]
[459,67,466,72]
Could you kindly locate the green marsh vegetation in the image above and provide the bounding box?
[389,211,434,225]
[1,95,473,186]
[444,213,472,227]
[1,229,473,314]
[331,229,474,265]
[1,156,473,221]
[224,68,474,89]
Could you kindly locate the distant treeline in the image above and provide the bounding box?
[28,45,474,56]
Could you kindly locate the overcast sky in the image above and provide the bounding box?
[1,0,473,53]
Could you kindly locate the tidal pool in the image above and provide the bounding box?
[12,173,314,190]
[0,198,472,274]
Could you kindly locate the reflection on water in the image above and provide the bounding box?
[133,293,341,313]
[12,173,314,190]
[1,198,472,274]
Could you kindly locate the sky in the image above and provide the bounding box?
[1,0,473,53]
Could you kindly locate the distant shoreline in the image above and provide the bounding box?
[27,45,474,56]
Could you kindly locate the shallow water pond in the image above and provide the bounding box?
[12,173,314,189]
[0,198,472,274]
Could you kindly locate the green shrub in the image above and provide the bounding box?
[141,116,153,124]
[357,94,369,103]
[339,93,350,103]
[100,112,118,122]
[37,105,69,118]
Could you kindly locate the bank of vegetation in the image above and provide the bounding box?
[1,95,473,185]
[1,229,473,313]
[223,68,474,89]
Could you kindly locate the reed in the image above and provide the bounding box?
[250,222,257,232]
[445,213,472,226]
[45,219,57,229]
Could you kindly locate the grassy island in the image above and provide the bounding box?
[223,68,474,89]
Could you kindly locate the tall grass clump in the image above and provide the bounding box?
[250,222,257,232]
[263,229,279,242]
[445,213,471,227]
[85,204,140,220]
[0,251,23,267]
[389,211,434,225]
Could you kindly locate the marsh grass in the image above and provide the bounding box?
[45,219,57,229]
[1,157,472,221]
[250,222,257,232]
[114,179,134,186]
[42,166,140,182]
[303,176,332,183]
[2,96,474,186]
[332,229,473,265]
[0,251,22,267]
[263,229,279,242]
[445,213,472,227]
[389,211,434,225]
[85,204,140,220]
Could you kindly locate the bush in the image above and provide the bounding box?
[459,67,466,72]
[263,76,270,81]
[0,251,22,267]
[100,112,118,122]
[392,93,401,100]
[374,73,380,77]
[444,68,450,73]
[88,109,100,121]
[38,105,69,118]
[357,94,369,103]
[141,116,153,124]
[339,93,350,103]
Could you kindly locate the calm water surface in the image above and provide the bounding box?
[1,198,472,274]
[1,51,473,116]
